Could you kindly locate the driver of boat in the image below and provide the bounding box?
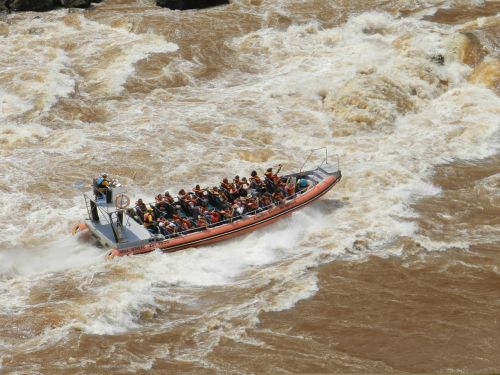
[97,173,110,189]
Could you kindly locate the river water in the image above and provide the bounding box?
[0,0,499,373]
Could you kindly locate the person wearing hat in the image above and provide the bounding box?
[96,173,110,189]
[93,172,111,202]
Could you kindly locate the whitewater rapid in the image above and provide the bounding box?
[0,1,498,371]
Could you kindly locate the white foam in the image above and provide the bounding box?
[0,237,102,280]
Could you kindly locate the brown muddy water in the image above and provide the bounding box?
[0,0,499,373]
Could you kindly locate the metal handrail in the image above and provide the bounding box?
[299,147,328,172]
[84,193,127,242]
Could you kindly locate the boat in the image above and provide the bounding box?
[156,0,229,10]
[73,149,342,258]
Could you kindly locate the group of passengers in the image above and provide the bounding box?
[129,165,311,236]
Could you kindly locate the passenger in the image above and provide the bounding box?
[220,207,233,220]
[264,168,273,181]
[143,207,158,234]
[232,201,245,216]
[196,216,208,229]
[171,214,182,230]
[273,164,283,183]
[177,189,193,215]
[163,191,174,204]
[264,164,283,193]
[178,189,187,200]
[155,194,166,212]
[239,183,249,197]
[210,210,220,224]
[285,180,296,197]
[190,203,201,219]
[158,216,172,236]
[166,220,178,234]
[209,187,227,208]
[272,190,285,204]
[157,193,174,217]
[219,209,228,221]
[181,217,193,231]
[228,183,240,201]
[296,175,310,192]
[193,184,205,198]
[221,178,232,192]
[135,198,147,217]
[233,175,241,188]
[245,197,259,212]
[199,190,210,206]
[220,178,236,203]
[249,170,264,191]
[203,208,212,223]
[260,193,273,208]
[156,198,167,213]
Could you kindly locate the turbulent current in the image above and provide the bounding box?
[0,0,499,373]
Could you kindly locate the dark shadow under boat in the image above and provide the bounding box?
[156,0,229,10]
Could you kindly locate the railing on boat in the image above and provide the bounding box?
[300,147,340,173]
[83,193,130,243]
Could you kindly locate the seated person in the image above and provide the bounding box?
[193,185,209,205]
[181,217,193,231]
[228,183,240,202]
[232,201,245,216]
[233,175,241,188]
[220,178,232,192]
[143,207,158,234]
[208,187,225,208]
[176,189,193,215]
[196,216,208,229]
[239,182,249,198]
[260,193,273,208]
[264,164,282,193]
[177,189,187,200]
[296,175,310,192]
[285,180,296,197]
[163,191,175,204]
[245,197,259,212]
[272,190,285,204]
[158,216,175,236]
[155,194,163,204]
[135,198,147,216]
[249,171,264,192]
[171,214,183,230]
